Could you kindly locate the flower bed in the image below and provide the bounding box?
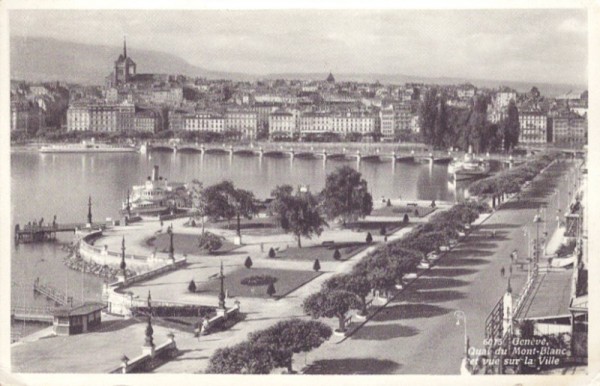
[240,275,278,286]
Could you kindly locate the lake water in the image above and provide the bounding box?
[10,150,468,335]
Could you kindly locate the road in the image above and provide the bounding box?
[303,159,577,374]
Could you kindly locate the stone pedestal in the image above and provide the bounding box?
[234,235,242,245]
[216,307,227,318]
[142,344,155,358]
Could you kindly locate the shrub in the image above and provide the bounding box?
[333,248,341,260]
[380,225,387,236]
[267,282,276,297]
[188,279,197,293]
[198,232,223,253]
[366,232,373,244]
[268,247,276,258]
[386,199,392,207]
[403,214,409,224]
[244,256,253,268]
[313,259,321,272]
[241,275,278,286]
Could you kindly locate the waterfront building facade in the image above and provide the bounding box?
[66,103,91,131]
[134,110,159,133]
[518,111,548,144]
[89,105,118,132]
[268,109,297,138]
[225,110,258,139]
[183,112,225,132]
[552,113,587,147]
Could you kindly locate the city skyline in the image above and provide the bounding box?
[10,9,588,86]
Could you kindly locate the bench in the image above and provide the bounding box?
[321,241,335,247]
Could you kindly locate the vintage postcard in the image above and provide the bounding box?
[1,1,596,385]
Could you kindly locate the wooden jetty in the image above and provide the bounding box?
[14,222,107,244]
[33,278,71,306]
[11,306,55,323]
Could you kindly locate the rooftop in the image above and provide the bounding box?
[52,302,106,317]
[516,270,573,320]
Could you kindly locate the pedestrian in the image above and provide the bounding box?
[500,267,505,277]
[509,265,513,275]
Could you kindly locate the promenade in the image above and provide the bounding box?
[301,159,575,374]
[11,159,575,374]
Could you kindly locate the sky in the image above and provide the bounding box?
[9,9,588,85]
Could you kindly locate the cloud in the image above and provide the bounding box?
[9,9,588,85]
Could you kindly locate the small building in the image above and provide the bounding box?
[52,302,105,336]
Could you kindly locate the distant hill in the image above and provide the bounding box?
[10,36,251,84]
[262,72,585,97]
[11,36,585,97]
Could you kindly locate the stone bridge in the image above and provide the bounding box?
[146,141,530,165]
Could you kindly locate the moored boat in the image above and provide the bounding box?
[39,140,138,154]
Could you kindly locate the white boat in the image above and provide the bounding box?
[448,151,490,181]
[122,165,187,216]
[39,140,138,154]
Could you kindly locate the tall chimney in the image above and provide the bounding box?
[152,165,159,181]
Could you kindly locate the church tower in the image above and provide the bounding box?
[113,37,136,85]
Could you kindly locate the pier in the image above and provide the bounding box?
[33,278,72,306]
[14,222,107,244]
[11,306,55,323]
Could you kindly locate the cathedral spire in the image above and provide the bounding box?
[123,36,127,58]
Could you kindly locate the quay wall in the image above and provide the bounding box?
[103,257,187,317]
[79,230,173,273]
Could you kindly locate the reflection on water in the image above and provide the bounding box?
[11,151,461,312]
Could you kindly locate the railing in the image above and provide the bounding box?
[513,267,539,319]
[33,278,70,306]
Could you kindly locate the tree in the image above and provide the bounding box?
[189,179,208,234]
[188,279,197,293]
[268,247,276,258]
[419,88,452,149]
[244,256,253,269]
[313,259,321,272]
[419,88,438,145]
[322,166,373,225]
[248,319,332,373]
[207,341,275,374]
[503,100,520,151]
[270,185,328,248]
[198,232,222,253]
[303,290,361,332]
[267,282,276,297]
[333,248,341,260]
[323,273,371,316]
[204,180,258,237]
[366,232,373,244]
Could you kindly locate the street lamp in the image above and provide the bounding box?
[533,213,542,271]
[454,310,468,357]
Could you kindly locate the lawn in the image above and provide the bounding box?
[275,242,368,262]
[196,267,322,299]
[371,204,437,218]
[207,216,284,237]
[346,220,406,235]
[146,233,239,256]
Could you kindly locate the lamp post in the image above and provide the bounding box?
[533,213,542,273]
[454,310,468,357]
